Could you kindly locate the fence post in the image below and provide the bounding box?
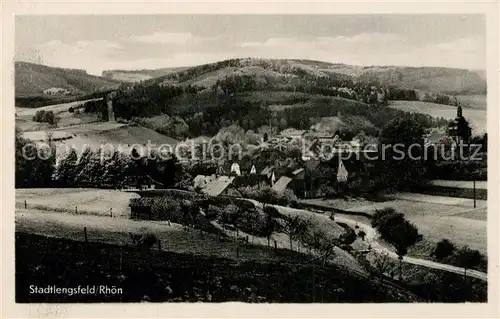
[236,246,239,258]
[157,239,162,251]
[84,227,88,244]
[274,240,277,250]
[75,206,78,214]
[110,208,113,217]
[24,200,27,209]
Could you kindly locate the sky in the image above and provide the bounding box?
[15,15,486,76]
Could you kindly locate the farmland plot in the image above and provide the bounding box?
[16,188,139,217]
[389,100,486,134]
[343,199,486,253]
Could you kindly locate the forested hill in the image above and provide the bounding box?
[84,58,452,140]
[15,61,121,96]
[331,65,486,95]
[103,58,486,95]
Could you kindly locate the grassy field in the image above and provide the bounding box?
[20,122,179,157]
[87,125,179,146]
[15,98,102,118]
[16,232,422,303]
[389,100,486,135]
[16,188,139,217]
[16,114,101,133]
[15,98,103,132]
[54,122,127,133]
[14,184,370,278]
[455,94,487,109]
[53,124,179,150]
[346,199,486,254]
[15,209,304,262]
[430,180,487,189]
[404,185,487,201]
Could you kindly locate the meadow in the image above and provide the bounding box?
[301,196,487,254]
[455,94,487,109]
[389,100,487,135]
[16,188,139,217]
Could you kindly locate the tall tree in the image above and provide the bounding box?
[386,220,421,280]
[54,148,79,187]
[452,246,485,280]
[379,118,427,190]
[15,130,56,187]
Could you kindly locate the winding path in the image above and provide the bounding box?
[333,215,487,281]
[218,195,488,282]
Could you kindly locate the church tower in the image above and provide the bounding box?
[457,103,463,118]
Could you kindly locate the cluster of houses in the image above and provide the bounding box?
[126,126,370,197]
[43,87,74,96]
[265,127,364,161]
[192,157,323,198]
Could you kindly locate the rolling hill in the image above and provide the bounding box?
[100,58,466,139]
[15,61,121,96]
[102,67,188,82]
[104,58,486,95]
[330,65,486,95]
[17,58,486,142]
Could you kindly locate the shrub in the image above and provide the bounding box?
[237,207,269,237]
[219,204,239,225]
[149,196,183,222]
[281,189,298,206]
[371,208,399,228]
[130,232,158,250]
[238,183,296,206]
[432,239,456,260]
[206,205,224,221]
[431,160,487,181]
[377,213,406,240]
[32,110,57,125]
[448,246,487,274]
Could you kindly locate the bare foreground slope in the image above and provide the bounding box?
[15,199,487,282]
[16,206,488,302]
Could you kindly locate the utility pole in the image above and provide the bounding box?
[473,180,476,208]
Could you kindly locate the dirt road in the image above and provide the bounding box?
[333,215,487,281]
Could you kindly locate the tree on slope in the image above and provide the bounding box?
[452,246,485,280]
[386,220,421,280]
[432,239,456,260]
[371,207,421,280]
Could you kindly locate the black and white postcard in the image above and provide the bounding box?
[2,2,499,318]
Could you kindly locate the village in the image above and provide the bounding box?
[12,14,490,305]
[124,125,359,199]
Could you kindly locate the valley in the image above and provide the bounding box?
[14,57,489,304]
